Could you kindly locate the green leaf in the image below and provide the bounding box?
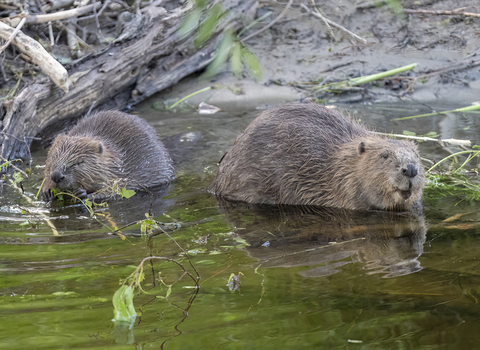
[422,131,439,138]
[230,43,242,78]
[51,291,77,296]
[165,286,172,298]
[12,171,24,184]
[195,3,223,47]
[242,49,262,81]
[112,285,136,323]
[178,8,201,40]
[120,188,135,199]
[402,130,416,137]
[203,29,234,79]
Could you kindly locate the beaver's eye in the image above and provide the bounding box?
[381,152,389,159]
[71,161,84,168]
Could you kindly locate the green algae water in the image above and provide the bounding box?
[2,102,480,349]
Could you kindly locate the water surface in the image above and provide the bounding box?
[1,101,480,349]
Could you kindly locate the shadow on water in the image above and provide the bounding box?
[216,199,427,279]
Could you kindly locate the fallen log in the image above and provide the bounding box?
[0,0,258,161]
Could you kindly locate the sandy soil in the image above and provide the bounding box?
[147,0,480,110]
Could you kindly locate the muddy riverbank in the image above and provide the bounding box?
[151,0,480,110]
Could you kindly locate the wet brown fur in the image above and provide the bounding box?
[42,111,174,200]
[210,103,425,211]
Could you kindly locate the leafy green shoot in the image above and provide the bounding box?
[203,29,262,81]
[112,285,137,324]
[424,173,480,202]
[167,86,212,110]
[313,63,417,91]
[425,146,480,202]
[178,0,263,81]
[393,104,480,121]
[195,3,223,47]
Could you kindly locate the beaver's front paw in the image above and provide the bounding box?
[41,189,53,202]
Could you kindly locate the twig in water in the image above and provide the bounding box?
[375,133,471,148]
[392,104,480,121]
[154,222,201,279]
[167,86,212,110]
[240,0,294,44]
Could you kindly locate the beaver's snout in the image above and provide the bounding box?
[402,163,418,178]
[51,170,65,184]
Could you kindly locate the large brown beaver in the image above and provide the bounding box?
[210,103,425,211]
[42,111,174,201]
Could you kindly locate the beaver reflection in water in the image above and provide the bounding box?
[210,104,425,212]
[42,111,174,201]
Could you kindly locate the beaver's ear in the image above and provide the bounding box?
[97,142,104,154]
[357,141,366,155]
[52,134,68,145]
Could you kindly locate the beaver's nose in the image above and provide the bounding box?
[402,163,417,178]
[51,170,65,184]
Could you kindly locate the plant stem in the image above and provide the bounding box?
[314,63,417,90]
[427,150,480,173]
[393,104,480,121]
[167,86,212,110]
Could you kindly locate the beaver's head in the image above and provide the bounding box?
[356,138,425,211]
[42,135,121,200]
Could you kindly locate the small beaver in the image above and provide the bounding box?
[210,104,425,211]
[42,111,174,201]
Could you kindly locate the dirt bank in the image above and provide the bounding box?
[149,0,480,110]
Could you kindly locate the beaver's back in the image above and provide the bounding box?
[70,111,174,186]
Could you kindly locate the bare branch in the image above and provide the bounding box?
[0,21,69,92]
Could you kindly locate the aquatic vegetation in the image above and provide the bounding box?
[424,147,480,203]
